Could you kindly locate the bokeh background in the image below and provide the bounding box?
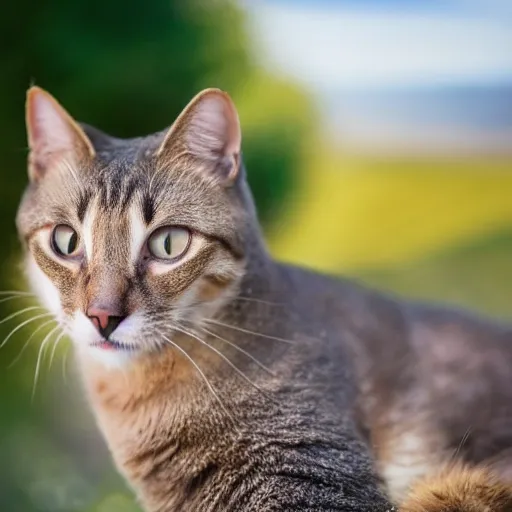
[1,0,511,510]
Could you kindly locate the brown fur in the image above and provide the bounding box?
[400,465,512,511]
[17,86,512,511]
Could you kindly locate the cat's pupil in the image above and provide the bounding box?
[68,232,78,254]
[164,233,171,255]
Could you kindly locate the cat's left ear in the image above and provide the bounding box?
[156,88,241,184]
[26,86,95,182]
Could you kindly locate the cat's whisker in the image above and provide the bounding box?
[32,325,61,401]
[0,291,34,296]
[48,331,67,371]
[233,296,283,307]
[173,324,277,404]
[61,157,83,194]
[150,313,295,346]
[0,295,37,305]
[0,306,47,326]
[148,165,167,195]
[204,318,296,345]
[150,319,283,378]
[157,329,238,428]
[8,318,58,369]
[62,344,70,386]
[0,312,54,349]
[197,325,276,377]
[451,426,472,462]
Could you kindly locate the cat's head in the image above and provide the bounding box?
[16,87,256,366]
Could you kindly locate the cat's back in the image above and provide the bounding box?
[276,262,512,501]
[277,260,512,391]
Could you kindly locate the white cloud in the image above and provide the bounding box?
[246,2,512,90]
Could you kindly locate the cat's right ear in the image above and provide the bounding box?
[25,86,95,182]
[155,88,241,185]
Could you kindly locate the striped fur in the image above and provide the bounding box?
[16,87,512,511]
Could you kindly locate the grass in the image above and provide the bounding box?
[360,229,512,319]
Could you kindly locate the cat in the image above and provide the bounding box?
[15,85,512,511]
[400,464,512,511]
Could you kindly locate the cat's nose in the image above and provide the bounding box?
[86,306,126,340]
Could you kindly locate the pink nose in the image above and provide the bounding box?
[86,306,126,339]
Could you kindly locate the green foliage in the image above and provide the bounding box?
[360,230,512,320]
[234,73,316,224]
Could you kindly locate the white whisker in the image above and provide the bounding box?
[148,166,165,194]
[0,296,36,305]
[0,306,46,326]
[0,291,34,296]
[32,325,61,401]
[48,331,67,371]
[205,318,296,345]
[8,318,57,369]
[62,344,70,385]
[234,296,283,306]
[60,158,83,194]
[0,313,53,349]
[175,324,277,403]
[451,427,472,462]
[197,325,276,377]
[175,326,270,398]
[157,329,238,428]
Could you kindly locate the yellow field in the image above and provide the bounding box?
[268,148,512,273]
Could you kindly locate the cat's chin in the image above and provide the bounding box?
[83,343,142,369]
[90,339,136,351]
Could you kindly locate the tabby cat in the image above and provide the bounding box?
[15,86,512,511]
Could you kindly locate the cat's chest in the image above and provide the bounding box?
[378,431,445,503]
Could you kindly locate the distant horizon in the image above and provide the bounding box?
[321,80,512,94]
[321,84,512,155]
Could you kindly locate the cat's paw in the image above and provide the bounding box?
[399,464,512,512]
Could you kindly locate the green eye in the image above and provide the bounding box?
[52,225,80,257]
[148,227,191,261]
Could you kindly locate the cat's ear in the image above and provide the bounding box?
[26,86,95,182]
[156,88,241,184]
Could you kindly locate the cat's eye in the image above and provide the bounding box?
[51,225,80,257]
[147,227,191,261]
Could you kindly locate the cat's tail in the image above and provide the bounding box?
[399,463,512,511]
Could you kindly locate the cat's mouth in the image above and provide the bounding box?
[90,339,135,351]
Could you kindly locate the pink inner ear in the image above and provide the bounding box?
[26,87,94,180]
[185,93,241,161]
[186,97,229,159]
[28,92,75,156]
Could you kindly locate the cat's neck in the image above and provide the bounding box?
[78,251,285,475]
[78,343,237,510]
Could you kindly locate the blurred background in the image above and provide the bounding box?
[1,0,511,509]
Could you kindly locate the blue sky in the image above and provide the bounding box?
[244,0,512,91]
[265,0,512,16]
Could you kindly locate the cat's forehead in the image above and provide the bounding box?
[75,160,206,231]
[81,124,165,165]
[17,151,243,254]
[89,158,152,210]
